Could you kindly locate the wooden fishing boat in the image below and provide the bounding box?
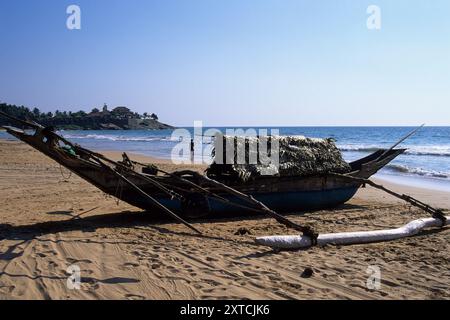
[0,113,405,221]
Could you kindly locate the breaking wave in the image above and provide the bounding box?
[385,164,449,179]
[61,133,174,142]
[60,134,450,156]
[339,145,450,157]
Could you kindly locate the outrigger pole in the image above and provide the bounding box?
[328,173,447,224]
[256,172,448,250]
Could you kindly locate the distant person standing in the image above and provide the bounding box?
[190,138,195,162]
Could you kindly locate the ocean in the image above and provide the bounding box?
[2,126,450,192]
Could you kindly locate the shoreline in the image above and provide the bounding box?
[0,136,449,196]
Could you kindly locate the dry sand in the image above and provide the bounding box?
[0,139,448,300]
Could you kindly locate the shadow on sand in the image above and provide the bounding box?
[0,203,369,242]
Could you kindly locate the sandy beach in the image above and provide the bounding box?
[0,139,448,300]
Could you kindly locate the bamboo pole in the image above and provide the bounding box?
[376,124,424,162]
[328,173,447,223]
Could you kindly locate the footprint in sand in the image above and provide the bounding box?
[123,262,140,268]
[349,282,367,290]
[202,279,221,286]
[100,277,140,284]
[242,271,259,278]
[67,257,93,264]
[0,285,15,294]
[125,294,145,300]
[281,281,303,290]
[381,279,400,288]
[82,276,140,285]
[82,269,94,275]
[205,257,218,262]
[267,275,279,282]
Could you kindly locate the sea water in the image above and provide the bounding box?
[1,126,449,191]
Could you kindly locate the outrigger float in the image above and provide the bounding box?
[0,111,447,248]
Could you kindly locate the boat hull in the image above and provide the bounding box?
[156,186,359,216]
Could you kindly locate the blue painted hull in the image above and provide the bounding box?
[158,186,359,215]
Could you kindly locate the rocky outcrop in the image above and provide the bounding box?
[126,118,173,130]
[0,103,175,130]
[39,117,174,130]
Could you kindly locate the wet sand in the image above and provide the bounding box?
[0,139,448,299]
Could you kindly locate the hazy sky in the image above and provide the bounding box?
[1,0,449,126]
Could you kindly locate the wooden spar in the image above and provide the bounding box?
[94,160,202,235]
[328,173,447,223]
[256,215,449,249]
[376,124,424,162]
[129,170,185,202]
[173,170,318,238]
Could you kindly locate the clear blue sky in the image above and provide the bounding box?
[1,0,449,126]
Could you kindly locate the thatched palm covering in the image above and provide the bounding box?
[206,135,351,181]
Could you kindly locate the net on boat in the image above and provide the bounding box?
[206,135,351,181]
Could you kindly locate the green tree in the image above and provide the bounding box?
[72,110,87,117]
[32,107,40,118]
